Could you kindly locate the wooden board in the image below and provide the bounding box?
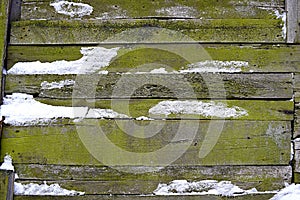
[34,99,293,121]
[5,73,293,99]
[286,0,300,43]
[14,164,291,191]
[0,0,11,102]
[0,170,14,200]
[7,44,300,73]
[1,120,292,166]
[10,19,285,44]
[20,0,284,20]
[13,194,276,200]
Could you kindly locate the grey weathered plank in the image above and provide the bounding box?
[20,0,284,20]
[13,194,276,200]
[7,44,300,73]
[0,170,14,200]
[1,120,292,166]
[286,0,300,43]
[14,164,292,191]
[10,19,285,44]
[5,73,293,99]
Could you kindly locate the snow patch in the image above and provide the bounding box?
[180,61,249,73]
[156,6,198,18]
[50,1,93,18]
[153,180,262,196]
[41,80,75,90]
[8,47,120,75]
[136,116,154,120]
[270,184,300,200]
[14,181,84,196]
[0,93,127,126]
[85,108,129,119]
[0,155,14,171]
[274,10,286,39]
[149,100,248,118]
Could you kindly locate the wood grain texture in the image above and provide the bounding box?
[1,120,291,166]
[14,164,292,191]
[10,19,284,44]
[20,0,284,20]
[7,44,300,72]
[34,98,294,121]
[5,73,293,99]
[286,0,300,43]
[0,170,14,200]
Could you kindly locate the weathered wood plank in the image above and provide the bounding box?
[5,73,293,99]
[0,0,11,103]
[286,0,300,43]
[20,0,284,20]
[13,194,276,200]
[0,170,14,200]
[1,120,291,166]
[10,19,285,44]
[7,44,300,72]
[14,164,292,191]
[33,99,293,121]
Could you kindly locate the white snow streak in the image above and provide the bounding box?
[153,180,261,196]
[0,155,14,171]
[156,6,197,18]
[149,100,248,118]
[50,1,93,18]
[180,61,249,73]
[274,10,286,40]
[0,93,128,126]
[8,47,120,75]
[41,80,75,90]
[14,182,84,196]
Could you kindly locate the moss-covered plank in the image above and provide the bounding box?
[14,164,291,191]
[33,98,293,121]
[1,120,291,166]
[0,170,14,200]
[5,73,293,99]
[0,0,11,103]
[20,0,284,20]
[10,19,284,44]
[13,194,276,200]
[7,44,300,72]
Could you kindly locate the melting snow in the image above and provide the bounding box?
[274,10,286,39]
[41,80,75,90]
[0,93,128,126]
[156,6,198,18]
[8,47,120,75]
[180,61,249,73]
[14,181,84,196]
[0,155,14,171]
[270,184,300,200]
[153,180,263,196]
[50,1,93,18]
[149,100,248,118]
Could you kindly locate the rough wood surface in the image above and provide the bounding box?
[34,98,293,121]
[14,164,291,191]
[1,120,291,166]
[0,170,14,200]
[7,44,300,72]
[20,0,284,20]
[10,19,285,44]
[5,73,293,99]
[286,0,300,43]
[0,0,11,103]
[13,194,276,200]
